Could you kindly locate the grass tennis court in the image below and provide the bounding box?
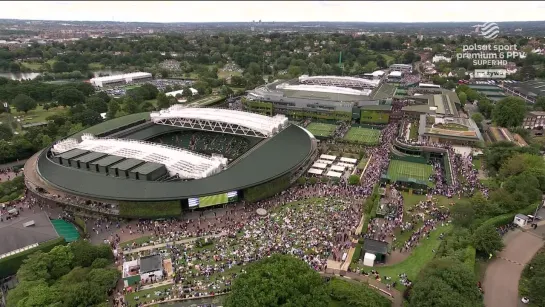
[51,219,80,242]
[306,122,337,138]
[387,160,434,186]
[343,127,381,145]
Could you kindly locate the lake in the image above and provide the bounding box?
[0,70,125,81]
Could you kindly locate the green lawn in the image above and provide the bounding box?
[387,160,434,185]
[357,158,369,170]
[352,224,453,290]
[125,284,172,306]
[472,157,482,170]
[401,192,463,208]
[218,69,242,79]
[306,122,337,138]
[88,62,105,70]
[7,105,66,125]
[343,127,381,145]
[409,122,419,140]
[120,235,154,248]
[434,123,469,131]
[20,61,43,70]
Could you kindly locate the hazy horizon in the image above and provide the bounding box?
[1,1,545,23]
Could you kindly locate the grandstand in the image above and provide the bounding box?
[245,75,397,122]
[52,134,227,179]
[298,75,381,89]
[90,72,152,88]
[150,130,260,160]
[151,106,289,138]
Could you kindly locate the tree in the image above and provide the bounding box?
[348,174,360,185]
[457,92,467,106]
[85,96,108,113]
[12,94,37,114]
[106,100,120,119]
[224,254,330,307]
[472,224,504,255]
[53,88,86,107]
[156,92,171,109]
[471,113,484,125]
[52,60,69,73]
[327,278,390,307]
[451,201,475,227]
[0,124,13,141]
[220,85,234,97]
[534,96,545,111]
[409,259,483,307]
[492,97,527,127]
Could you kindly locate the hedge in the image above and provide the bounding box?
[0,237,66,278]
[352,242,363,264]
[73,216,88,237]
[243,174,291,203]
[474,203,537,230]
[361,184,380,235]
[118,201,182,219]
[463,245,476,270]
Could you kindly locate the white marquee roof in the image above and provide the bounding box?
[298,75,381,87]
[340,157,358,164]
[278,84,372,96]
[326,170,343,178]
[90,72,151,83]
[320,154,337,161]
[312,162,327,169]
[150,106,288,137]
[330,165,346,172]
[52,134,227,179]
[308,168,324,175]
[389,71,403,77]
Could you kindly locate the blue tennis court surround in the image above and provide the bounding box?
[51,219,80,242]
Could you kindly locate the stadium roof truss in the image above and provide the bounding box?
[51,134,228,179]
[150,106,289,138]
[298,75,380,89]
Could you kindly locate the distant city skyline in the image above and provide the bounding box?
[1,1,545,23]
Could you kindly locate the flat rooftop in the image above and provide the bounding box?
[57,148,89,160]
[92,155,126,167]
[0,212,59,255]
[131,162,164,175]
[110,158,145,171]
[140,254,163,273]
[73,152,107,163]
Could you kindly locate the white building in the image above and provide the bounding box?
[432,55,452,63]
[90,72,152,88]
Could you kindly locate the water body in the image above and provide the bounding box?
[0,70,125,81]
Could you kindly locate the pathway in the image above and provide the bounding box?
[122,234,224,255]
[483,226,545,307]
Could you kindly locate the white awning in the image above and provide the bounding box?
[308,168,324,175]
[316,159,333,165]
[326,171,342,178]
[330,165,345,172]
[340,157,357,164]
[312,163,327,169]
[336,162,354,169]
[320,154,336,161]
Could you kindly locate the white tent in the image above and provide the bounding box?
[312,163,327,169]
[316,159,333,165]
[337,162,354,169]
[308,168,324,175]
[326,171,342,178]
[330,165,345,172]
[363,253,376,267]
[340,157,357,164]
[320,154,336,161]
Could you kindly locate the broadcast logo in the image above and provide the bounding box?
[474,22,499,39]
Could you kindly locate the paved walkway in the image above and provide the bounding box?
[483,226,545,307]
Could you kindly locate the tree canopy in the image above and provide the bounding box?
[11,94,37,114]
[492,96,527,127]
[7,240,118,307]
[224,254,330,307]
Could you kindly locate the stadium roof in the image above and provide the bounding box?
[298,75,381,88]
[505,80,545,98]
[90,72,151,83]
[277,84,372,96]
[37,124,315,201]
[0,212,59,256]
[52,134,227,179]
[150,106,289,138]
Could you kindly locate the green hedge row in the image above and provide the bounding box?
[73,216,88,237]
[118,201,182,219]
[244,174,291,203]
[0,175,25,203]
[361,184,380,236]
[0,237,66,279]
[475,203,537,230]
[463,245,476,270]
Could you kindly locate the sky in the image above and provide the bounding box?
[1,1,545,23]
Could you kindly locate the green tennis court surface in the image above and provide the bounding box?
[343,127,381,145]
[51,219,80,242]
[306,123,337,138]
[387,160,434,186]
